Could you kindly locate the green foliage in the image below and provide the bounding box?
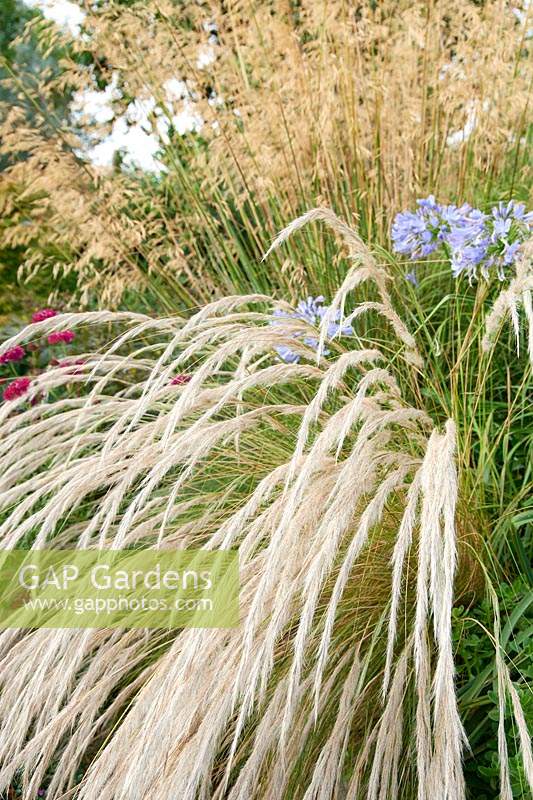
[385,255,533,581]
[0,0,40,171]
[0,0,36,56]
[0,0,77,172]
[0,1,79,312]
[455,579,533,799]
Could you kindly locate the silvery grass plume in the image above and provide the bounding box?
[483,237,533,363]
[0,213,530,800]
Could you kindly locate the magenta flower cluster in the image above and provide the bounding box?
[31,308,58,323]
[1,308,77,403]
[3,377,31,402]
[0,345,25,365]
[47,330,75,345]
[392,197,532,282]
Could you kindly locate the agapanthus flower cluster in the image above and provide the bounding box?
[272,296,353,363]
[392,196,532,282]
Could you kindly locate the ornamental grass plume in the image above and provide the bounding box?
[483,237,533,362]
[1,0,531,308]
[0,210,530,800]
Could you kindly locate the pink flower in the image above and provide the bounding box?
[170,374,192,385]
[32,308,57,323]
[0,345,25,364]
[47,331,75,345]
[3,377,31,402]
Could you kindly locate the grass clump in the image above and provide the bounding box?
[0,211,530,799]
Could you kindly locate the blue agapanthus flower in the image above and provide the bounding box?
[391,195,443,258]
[272,296,353,363]
[446,215,489,280]
[392,196,532,282]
